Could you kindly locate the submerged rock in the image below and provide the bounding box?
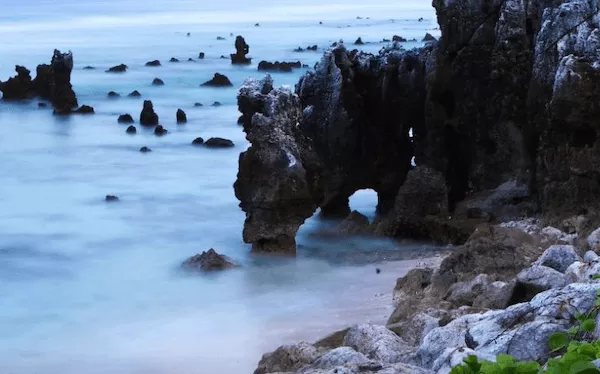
[125,125,136,134]
[128,90,141,97]
[106,64,127,73]
[192,137,204,145]
[105,195,119,202]
[201,73,233,87]
[107,91,120,98]
[392,35,407,42]
[182,249,238,271]
[139,100,159,126]
[204,137,234,148]
[139,146,151,153]
[169,57,179,63]
[118,114,134,124]
[211,101,222,106]
[145,60,161,67]
[198,52,205,59]
[152,78,164,86]
[176,109,187,124]
[354,37,364,45]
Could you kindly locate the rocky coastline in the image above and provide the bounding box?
[237,0,600,372]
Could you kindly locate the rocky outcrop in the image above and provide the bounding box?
[154,125,167,136]
[126,125,136,134]
[182,249,238,271]
[145,60,161,67]
[231,35,251,65]
[176,109,187,124]
[152,78,164,86]
[205,137,234,148]
[0,66,34,100]
[233,0,600,252]
[235,76,323,255]
[139,100,159,126]
[257,60,302,72]
[256,221,600,374]
[1,50,79,113]
[106,64,127,73]
[201,73,233,87]
[118,114,134,124]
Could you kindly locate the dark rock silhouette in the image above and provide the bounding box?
[128,90,141,97]
[354,37,364,45]
[198,52,205,59]
[38,102,48,108]
[188,58,194,61]
[192,137,204,145]
[186,32,191,37]
[126,125,137,134]
[211,101,222,107]
[237,115,244,125]
[105,195,119,202]
[201,73,233,87]
[235,76,320,255]
[154,125,167,136]
[0,66,34,100]
[140,146,151,153]
[118,114,134,124]
[217,36,226,40]
[152,78,164,86]
[108,91,120,98]
[308,45,317,51]
[182,249,238,271]
[392,35,407,42]
[72,105,94,114]
[139,100,159,126]
[294,47,304,52]
[422,33,436,42]
[230,35,251,65]
[145,60,161,67]
[169,57,179,63]
[106,64,127,73]
[258,61,301,73]
[176,109,187,124]
[83,66,95,70]
[418,17,424,22]
[1,50,78,115]
[38,50,78,113]
[205,137,234,148]
[194,102,203,107]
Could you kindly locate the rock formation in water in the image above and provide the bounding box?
[230,35,251,64]
[201,73,233,87]
[182,249,238,271]
[152,78,164,86]
[139,100,159,126]
[235,75,323,255]
[258,60,302,72]
[0,50,79,113]
[235,0,600,254]
[205,137,234,148]
[145,60,161,67]
[176,109,187,124]
[0,66,34,100]
[106,64,127,73]
[118,114,134,124]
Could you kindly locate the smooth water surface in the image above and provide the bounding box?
[0,1,442,373]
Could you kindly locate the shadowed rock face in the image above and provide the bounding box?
[236,0,600,254]
[235,75,323,255]
[231,35,251,65]
[297,45,431,216]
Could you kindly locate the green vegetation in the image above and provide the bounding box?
[450,289,600,374]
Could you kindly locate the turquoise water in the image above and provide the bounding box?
[0,1,440,373]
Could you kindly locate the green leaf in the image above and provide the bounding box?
[593,274,600,280]
[568,360,600,374]
[577,343,599,359]
[515,361,542,374]
[496,354,516,367]
[550,332,570,351]
[583,319,597,333]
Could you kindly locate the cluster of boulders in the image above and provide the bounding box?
[234,0,600,256]
[0,49,92,114]
[257,60,302,72]
[254,219,600,373]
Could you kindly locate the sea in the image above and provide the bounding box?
[0,1,442,373]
